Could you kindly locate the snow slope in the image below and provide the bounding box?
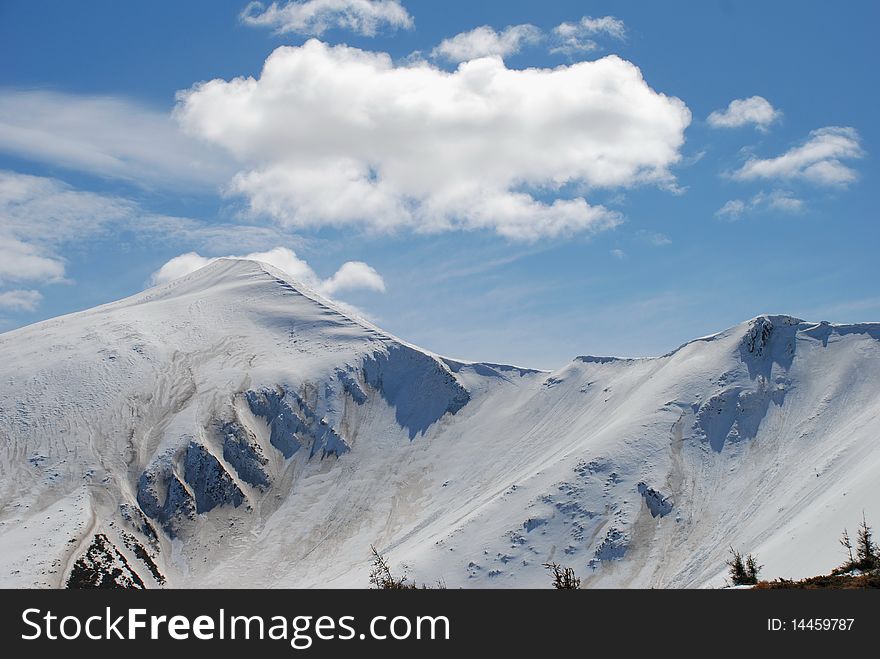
[0,259,877,588]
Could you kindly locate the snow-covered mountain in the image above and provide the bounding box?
[1,258,878,588]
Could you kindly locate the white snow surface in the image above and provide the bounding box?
[0,258,878,588]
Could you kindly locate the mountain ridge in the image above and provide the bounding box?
[0,260,878,589]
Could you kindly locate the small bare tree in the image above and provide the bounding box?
[543,562,581,589]
[369,545,418,589]
[840,528,855,570]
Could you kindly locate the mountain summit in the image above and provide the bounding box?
[1,259,878,588]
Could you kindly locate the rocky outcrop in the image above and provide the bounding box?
[136,460,196,538]
[221,421,270,490]
[245,388,349,459]
[637,482,673,518]
[183,441,245,514]
[363,345,470,438]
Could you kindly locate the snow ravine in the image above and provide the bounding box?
[0,259,877,588]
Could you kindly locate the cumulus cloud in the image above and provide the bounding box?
[431,24,543,63]
[551,16,626,55]
[150,247,386,299]
[733,126,863,186]
[0,90,234,188]
[707,96,781,131]
[175,40,690,241]
[240,0,412,36]
[610,248,626,260]
[320,260,385,295]
[715,190,804,219]
[149,252,215,286]
[0,289,42,312]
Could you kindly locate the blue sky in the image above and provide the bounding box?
[0,0,877,368]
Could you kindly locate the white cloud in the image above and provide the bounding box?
[0,170,134,241]
[0,289,42,312]
[610,248,626,260]
[715,190,804,219]
[753,189,804,213]
[637,230,672,246]
[240,0,412,36]
[715,199,746,219]
[0,90,234,188]
[431,24,543,63]
[152,248,324,289]
[320,261,386,295]
[150,247,386,299]
[175,40,690,241]
[0,239,66,284]
[137,214,307,254]
[707,96,781,131]
[149,252,214,286]
[733,126,863,186]
[551,16,626,55]
[0,170,135,286]
[0,171,307,312]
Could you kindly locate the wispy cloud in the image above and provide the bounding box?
[550,16,626,55]
[0,170,134,287]
[0,289,42,312]
[715,199,747,219]
[715,190,804,219]
[752,189,804,213]
[0,90,234,189]
[138,215,309,254]
[637,230,672,246]
[0,170,317,312]
[240,0,412,36]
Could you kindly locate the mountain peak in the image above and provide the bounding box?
[124,256,383,332]
[147,257,313,298]
[750,313,804,326]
